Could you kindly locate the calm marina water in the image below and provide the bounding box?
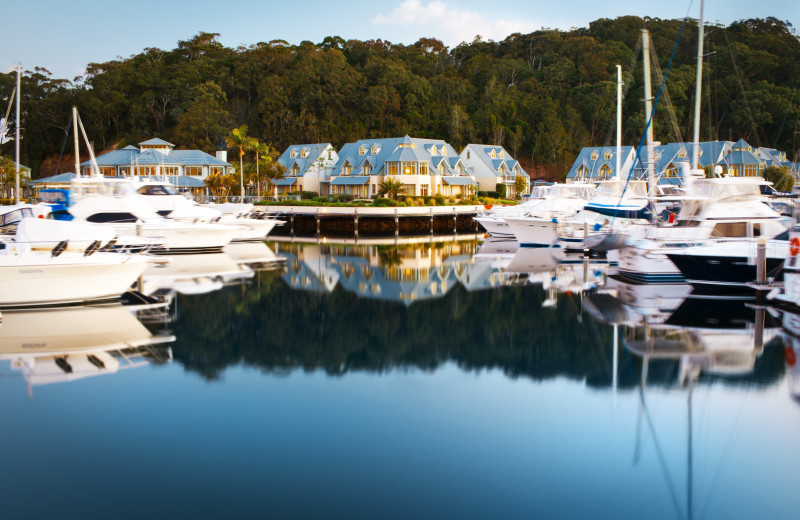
[1,237,798,519]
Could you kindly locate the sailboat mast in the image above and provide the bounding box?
[691,0,705,171]
[616,65,623,180]
[14,64,21,204]
[73,106,81,177]
[642,29,655,200]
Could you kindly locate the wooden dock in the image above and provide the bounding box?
[256,205,486,237]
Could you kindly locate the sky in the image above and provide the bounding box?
[3,0,798,80]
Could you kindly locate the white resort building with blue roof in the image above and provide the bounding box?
[459,144,530,197]
[291,135,477,198]
[79,137,235,188]
[566,138,799,183]
[275,143,338,195]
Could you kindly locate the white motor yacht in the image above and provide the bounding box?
[614,177,789,283]
[65,176,246,254]
[0,218,152,307]
[501,184,597,247]
[133,179,282,241]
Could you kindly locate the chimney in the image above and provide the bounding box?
[216,150,228,162]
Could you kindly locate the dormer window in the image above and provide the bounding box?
[499,150,504,158]
[292,165,300,176]
[590,150,599,160]
[371,145,379,155]
[301,149,309,158]
[604,151,612,160]
[490,149,496,158]
[430,145,438,155]
[438,162,445,174]
[290,150,297,158]
[364,164,373,174]
[678,148,687,158]
[359,145,366,155]
[441,147,447,156]
[343,162,353,175]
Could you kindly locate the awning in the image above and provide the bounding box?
[330,176,370,186]
[442,176,477,186]
[275,177,299,186]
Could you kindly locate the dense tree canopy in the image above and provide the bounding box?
[1,17,798,179]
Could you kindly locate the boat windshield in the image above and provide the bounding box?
[138,184,177,196]
[548,185,595,200]
[692,179,762,202]
[0,208,34,230]
[595,180,647,198]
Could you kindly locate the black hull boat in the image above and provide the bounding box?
[666,252,784,293]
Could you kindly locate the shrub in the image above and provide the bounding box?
[488,191,500,198]
[300,190,318,200]
[423,196,433,206]
[372,197,398,207]
[495,183,507,197]
[434,194,446,206]
[477,191,488,197]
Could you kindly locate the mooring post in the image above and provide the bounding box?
[754,306,766,354]
[583,221,590,258]
[755,235,768,304]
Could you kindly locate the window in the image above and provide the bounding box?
[387,163,399,176]
[292,165,300,176]
[402,162,415,175]
[328,150,333,160]
[86,212,138,223]
[186,166,203,176]
[678,148,687,158]
[371,184,376,195]
[209,166,225,176]
[419,163,428,176]
[430,145,438,155]
[402,184,415,195]
[499,150,504,158]
[490,149,496,158]
[364,164,373,174]
[591,150,599,160]
[359,145,366,155]
[456,163,464,174]
[604,151,612,160]
[438,162,445,174]
[160,166,178,176]
[420,185,429,196]
[343,163,353,175]
[466,151,471,159]
[301,149,309,158]
[290,150,297,158]
[118,166,131,176]
[371,145,379,155]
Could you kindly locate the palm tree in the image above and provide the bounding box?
[226,125,251,201]
[252,140,267,198]
[379,176,404,199]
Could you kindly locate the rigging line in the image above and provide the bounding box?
[622,341,688,520]
[614,12,692,227]
[2,84,16,122]
[721,29,762,147]
[649,42,684,144]
[773,70,800,149]
[54,118,72,175]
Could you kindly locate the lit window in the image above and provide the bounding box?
[466,151,471,159]
[343,163,353,175]
[491,149,496,158]
[431,145,438,155]
[290,150,297,158]
[359,145,366,155]
[441,147,447,155]
[678,148,686,158]
[604,151,612,160]
[590,151,599,160]
[499,150,504,158]
[371,145,378,155]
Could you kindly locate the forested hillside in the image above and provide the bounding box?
[1,16,798,179]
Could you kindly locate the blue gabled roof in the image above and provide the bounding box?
[81,146,231,168]
[30,172,77,184]
[275,177,299,186]
[139,137,174,147]
[331,176,369,185]
[277,143,332,174]
[461,144,529,179]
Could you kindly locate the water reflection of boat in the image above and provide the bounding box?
[142,253,254,295]
[0,305,174,395]
[223,241,284,269]
[781,312,800,405]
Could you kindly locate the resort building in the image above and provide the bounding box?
[275,143,339,195]
[567,139,799,182]
[327,136,476,198]
[565,146,638,183]
[459,144,530,197]
[78,138,235,188]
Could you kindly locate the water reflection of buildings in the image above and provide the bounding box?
[274,237,611,305]
[0,305,174,397]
